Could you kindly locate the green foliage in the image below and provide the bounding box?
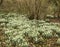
[0,13,60,47]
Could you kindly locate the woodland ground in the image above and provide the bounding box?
[0,12,60,47]
[0,0,60,47]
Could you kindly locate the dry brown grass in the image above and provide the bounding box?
[0,0,60,19]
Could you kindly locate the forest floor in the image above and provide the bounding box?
[0,12,60,47]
